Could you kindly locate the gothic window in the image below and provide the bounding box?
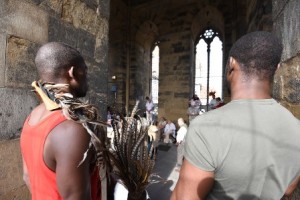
[151,45,159,104]
[195,29,223,109]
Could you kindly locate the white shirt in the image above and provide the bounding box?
[164,122,176,137]
[176,124,187,143]
[146,101,154,112]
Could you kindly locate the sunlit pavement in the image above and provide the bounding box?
[147,142,180,200]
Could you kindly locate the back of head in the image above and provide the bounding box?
[35,42,85,81]
[229,31,282,81]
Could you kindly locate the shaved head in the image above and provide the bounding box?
[228,31,282,81]
[35,42,85,81]
[35,42,88,97]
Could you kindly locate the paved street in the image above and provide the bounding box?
[147,143,180,200]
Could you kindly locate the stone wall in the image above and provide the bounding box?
[273,0,300,198]
[108,0,128,108]
[0,0,110,198]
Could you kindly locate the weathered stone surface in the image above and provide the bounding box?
[0,0,48,44]
[6,37,39,88]
[0,33,6,87]
[99,0,110,19]
[48,16,78,47]
[272,0,289,20]
[274,53,300,121]
[61,0,102,35]
[77,29,96,58]
[0,139,30,199]
[0,88,38,139]
[39,0,63,16]
[273,0,300,60]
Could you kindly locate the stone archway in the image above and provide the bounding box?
[191,5,225,42]
[128,20,159,112]
[136,20,159,50]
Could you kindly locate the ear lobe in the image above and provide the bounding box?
[68,66,75,79]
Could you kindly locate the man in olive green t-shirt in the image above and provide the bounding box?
[171,31,300,200]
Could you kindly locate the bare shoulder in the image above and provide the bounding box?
[50,119,91,146]
[47,119,91,162]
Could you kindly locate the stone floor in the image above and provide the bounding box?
[147,142,180,200]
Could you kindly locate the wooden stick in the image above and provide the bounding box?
[31,81,60,111]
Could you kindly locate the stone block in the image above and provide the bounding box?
[61,0,101,35]
[0,88,38,139]
[6,37,39,88]
[39,0,63,17]
[87,63,108,93]
[99,0,110,19]
[174,92,189,98]
[77,29,96,58]
[0,0,48,44]
[0,139,30,199]
[48,16,78,48]
[83,0,98,10]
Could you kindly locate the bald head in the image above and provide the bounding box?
[35,42,85,81]
[35,42,88,97]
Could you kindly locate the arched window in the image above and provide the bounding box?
[151,45,159,104]
[195,29,223,110]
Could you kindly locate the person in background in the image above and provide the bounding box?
[213,97,225,109]
[147,121,160,159]
[175,118,188,172]
[163,119,176,144]
[209,91,217,110]
[157,117,167,141]
[191,94,202,109]
[187,100,200,123]
[145,96,154,125]
[171,31,300,199]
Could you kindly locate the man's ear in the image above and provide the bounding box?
[227,57,235,76]
[68,66,75,79]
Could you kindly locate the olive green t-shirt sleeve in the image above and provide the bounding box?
[184,121,215,172]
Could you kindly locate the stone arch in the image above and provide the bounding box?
[129,20,159,109]
[136,20,159,50]
[191,5,225,42]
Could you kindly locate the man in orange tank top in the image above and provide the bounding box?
[20,42,101,200]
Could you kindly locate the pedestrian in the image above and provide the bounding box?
[145,96,154,125]
[175,118,187,171]
[163,119,176,144]
[171,31,300,199]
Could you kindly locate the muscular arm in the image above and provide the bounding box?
[46,120,92,200]
[171,159,214,200]
[284,176,300,198]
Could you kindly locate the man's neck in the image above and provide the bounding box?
[231,79,272,100]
